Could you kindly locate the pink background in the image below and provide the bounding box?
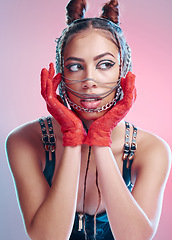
[1,0,172,239]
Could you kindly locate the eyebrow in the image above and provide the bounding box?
[64,52,116,63]
[65,57,84,63]
[93,52,116,61]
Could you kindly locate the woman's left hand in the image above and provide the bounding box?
[84,72,136,147]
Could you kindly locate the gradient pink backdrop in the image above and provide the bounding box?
[1,0,172,239]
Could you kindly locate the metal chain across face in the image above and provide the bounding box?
[55,18,133,111]
[61,76,122,113]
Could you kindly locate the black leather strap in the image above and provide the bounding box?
[123,122,137,191]
[39,117,56,186]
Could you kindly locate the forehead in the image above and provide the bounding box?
[63,29,119,59]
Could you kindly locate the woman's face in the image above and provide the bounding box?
[63,29,120,120]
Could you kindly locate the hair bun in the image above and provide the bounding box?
[101,0,120,25]
[66,0,87,25]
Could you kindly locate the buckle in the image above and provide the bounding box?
[50,144,56,152]
[42,134,49,144]
[49,134,56,143]
[42,134,56,152]
[45,144,50,151]
[124,142,130,151]
[131,142,137,151]
[128,152,134,161]
[42,134,50,151]
[123,153,129,160]
[49,134,56,152]
[123,142,130,160]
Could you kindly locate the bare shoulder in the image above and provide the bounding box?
[6,117,62,168]
[6,119,41,141]
[5,119,44,170]
[136,128,171,161]
[113,121,171,159]
[135,127,171,182]
[6,119,42,154]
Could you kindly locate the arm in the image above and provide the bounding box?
[30,145,82,239]
[84,72,171,239]
[6,130,81,240]
[5,63,86,240]
[92,135,171,240]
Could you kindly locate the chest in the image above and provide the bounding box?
[39,119,137,215]
[75,146,124,215]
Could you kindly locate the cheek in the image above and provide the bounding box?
[67,91,81,104]
[64,79,80,90]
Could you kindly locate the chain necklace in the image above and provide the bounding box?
[62,85,122,113]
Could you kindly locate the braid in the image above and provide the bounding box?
[66,0,87,25]
[101,0,120,25]
[113,30,123,79]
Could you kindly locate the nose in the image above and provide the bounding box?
[81,78,97,89]
[81,69,97,89]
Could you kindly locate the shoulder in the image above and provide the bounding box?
[6,117,62,148]
[6,119,41,152]
[6,117,62,166]
[136,128,171,162]
[135,127,171,183]
[5,119,44,169]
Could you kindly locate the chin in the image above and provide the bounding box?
[78,110,107,121]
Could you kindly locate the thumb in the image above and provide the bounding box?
[41,68,49,100]
[120,71,136,94]
[52,73,62,92]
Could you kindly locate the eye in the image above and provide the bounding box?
[96,60,115,70]
[65,63,84,72]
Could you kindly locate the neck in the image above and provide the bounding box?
[70,106,94,130]
[79,117,94,131]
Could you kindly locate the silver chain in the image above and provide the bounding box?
[63,85,122,113]
[66,95,116,113]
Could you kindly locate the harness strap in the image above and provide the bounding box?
[122,122,137,191]
[39,117,56,186]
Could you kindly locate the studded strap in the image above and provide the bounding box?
[122,122,137,191]
[39,117,56,186]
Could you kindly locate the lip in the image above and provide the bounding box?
[80,97,102,109]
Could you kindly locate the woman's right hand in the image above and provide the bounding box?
[41,63,87,146]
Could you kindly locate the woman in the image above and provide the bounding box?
[6,0,171,239]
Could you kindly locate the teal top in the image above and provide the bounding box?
[39,117,137,240]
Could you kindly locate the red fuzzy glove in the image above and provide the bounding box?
[84,72,136,147]
[41,63,87,146]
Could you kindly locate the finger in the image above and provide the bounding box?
[120,72,136,105]
[48,62,55,79]
[121,72,136,94]
[46,77,55,102]
[52,73,62,92]
[41,68,49,99]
